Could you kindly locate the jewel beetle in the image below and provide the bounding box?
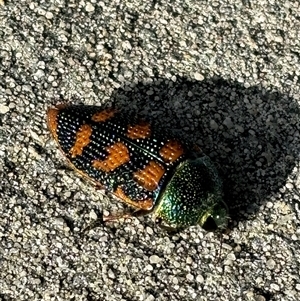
[47,104,229,231]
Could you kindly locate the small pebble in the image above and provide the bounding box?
[0,104,9,114]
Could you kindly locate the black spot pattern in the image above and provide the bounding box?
[55,105,187,208]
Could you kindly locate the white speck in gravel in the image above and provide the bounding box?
[291,234,297,241]
[0,104,9,114]
[254,295,266,301]
[149,255,161,264]
[186,273,194,281]
[30,130,42,143]
[145,295,155,301]
[55,242,63,249]
[145,264,153,271]
[173,260,180,268]
[100,235,108,242]
[179,288,186,296]
[48,75,55,82]
[224,259,235,266]
[186,256,193,264]
[45,11,53,19]
[266,259,276,270]
[286,182,294,189]
[85,3,95,12]
[108,269,115,279]
[196,274,204,283]
[227,253,236,261]
[194,72,204,81]
[34,69,45,78]
[284,289,297,297]
[53,217,65,228]
[119,265,128,273]
[255,277,264,285]
[245,290,254,299]
[270,283,280,291]
[122,41,132,50]
[146,227,153,235]
[172,276,178,285]
[59,34,68,42]
[89,210,97,220]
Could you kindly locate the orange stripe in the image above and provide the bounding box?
[159,140,184,163]
[69,124,93,158]
[92,108,117,122]
[133,161,165,191]
[127,121,151,139]
[93,142,130,172]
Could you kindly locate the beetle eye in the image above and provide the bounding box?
[202,216,218,232]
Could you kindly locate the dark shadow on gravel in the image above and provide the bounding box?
[110,76,300,225]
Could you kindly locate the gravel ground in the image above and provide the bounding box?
[0,1,300,300]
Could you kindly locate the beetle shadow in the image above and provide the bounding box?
[110,76,300,225]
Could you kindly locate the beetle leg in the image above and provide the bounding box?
[103,208,151,223]
[103,212,133,222]
[83,210,142,232]
[154,216,179,233]
[83,219,104,232]
[192,144,203,153]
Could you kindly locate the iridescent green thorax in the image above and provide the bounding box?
[153,156,228,230]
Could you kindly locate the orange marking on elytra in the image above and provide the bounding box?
[69,124,93,158]
[47,104,69,141]
[127,121,151,139]
[47,108,59,141]
[159,140,184,163]
[133,161,165,191]
[92,108,117,122]
[115,187,154,210]
[92,142,130,172]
